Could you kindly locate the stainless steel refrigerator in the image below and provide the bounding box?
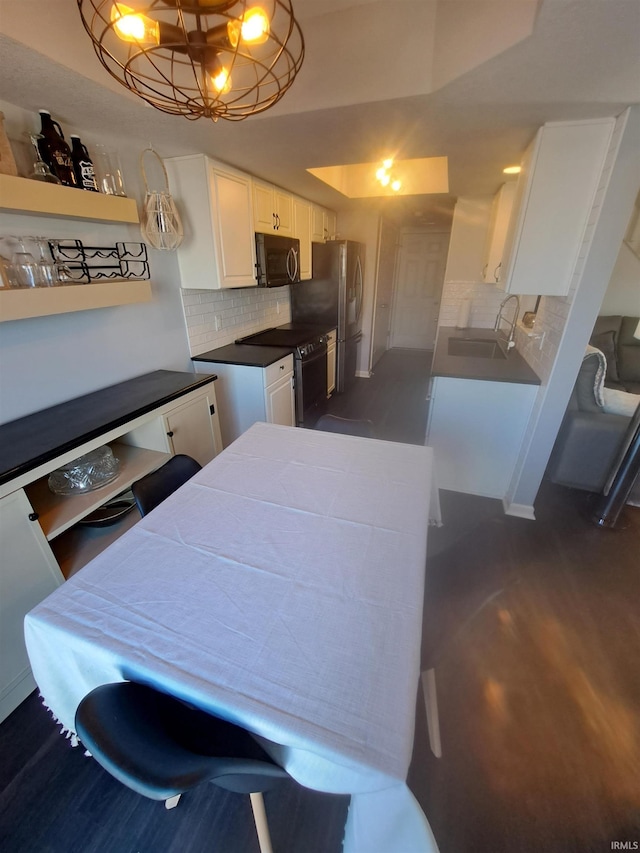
[291,240,364,392]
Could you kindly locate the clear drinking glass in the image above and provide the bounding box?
[94,144,127,196]
[11,250,41,287]
[33,237,58,286]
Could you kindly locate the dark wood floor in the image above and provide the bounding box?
[2,348,639,853]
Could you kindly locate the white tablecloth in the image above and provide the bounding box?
[25,422,439,853]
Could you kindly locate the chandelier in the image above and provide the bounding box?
[77,1,305,121]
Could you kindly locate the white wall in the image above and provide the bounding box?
[506,107,640,514]
[599,240,640,316]
[0,101,192,424]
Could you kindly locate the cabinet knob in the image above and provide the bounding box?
[167,430,174,438]
[280,364,284,370]
[28,511,39,521]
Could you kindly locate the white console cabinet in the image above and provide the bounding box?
[0,373,222,722]
[196,355,295,447]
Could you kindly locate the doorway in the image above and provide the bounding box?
[390,229,450,350]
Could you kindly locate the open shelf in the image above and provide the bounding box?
[52,504,142,579]
[25,441,170,541]
[0,173,139,223]
[0,279,153,321]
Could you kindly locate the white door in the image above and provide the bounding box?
[371,218,399,367]
[390,230,449,350]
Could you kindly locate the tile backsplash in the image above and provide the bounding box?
[182,286,291,355]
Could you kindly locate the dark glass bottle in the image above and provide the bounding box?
[70,135,98,192]
[37,110,77,188]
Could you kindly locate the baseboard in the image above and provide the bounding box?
[355,370,371,379]
[503,499,536,520]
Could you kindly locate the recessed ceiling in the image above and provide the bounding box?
[307,157,449,198]
[0,0,638,227]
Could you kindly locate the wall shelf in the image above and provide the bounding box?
[0,279,153,321]
[0,173,139,223]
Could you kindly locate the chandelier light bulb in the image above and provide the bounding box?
[380,173,390,187]
[391,179,401,192]
[241,7,270,44]
[110,3,159,44]
[210,64,232,94]
[376,166,387,182]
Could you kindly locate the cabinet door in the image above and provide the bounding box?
[324,209,337,241]
[483,182,516,283]
[293,197,312,279]
[253,181,276,233]
[312,205,326,242]
[211,167,257,288]
[265,374,295,427]
[500,120,613,295]
[327,344,336,396]
[0,489,63,722]
[274,189,293,236]
[165,393,219,467]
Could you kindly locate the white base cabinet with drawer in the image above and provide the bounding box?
[195,355,295,447]
[0,378,222,723]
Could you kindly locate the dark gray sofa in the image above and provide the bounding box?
[547,316,640,502]
[589,315,640,394]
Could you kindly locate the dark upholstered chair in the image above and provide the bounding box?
[131,454,202,517]
[314,414,375,439]
[75,682,289,853]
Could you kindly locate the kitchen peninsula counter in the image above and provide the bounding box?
[432,327,541,385]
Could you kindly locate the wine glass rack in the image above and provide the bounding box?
[48,239,150,283]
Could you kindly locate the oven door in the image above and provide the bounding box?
[296,344,328,426]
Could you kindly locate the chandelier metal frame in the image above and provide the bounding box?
[77,0,305,121]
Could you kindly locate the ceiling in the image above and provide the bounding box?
[0,0,638,229]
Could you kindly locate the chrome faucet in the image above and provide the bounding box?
[494,294,520,350]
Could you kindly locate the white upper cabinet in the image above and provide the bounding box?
[292,196,312,279]
[499,119,614,296]
[311,205,337,242]
[482,182,516,283]
[253,180,292,236]
[166,155,257,290]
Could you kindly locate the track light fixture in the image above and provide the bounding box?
[77,1,305,121]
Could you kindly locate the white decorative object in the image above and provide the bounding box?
[140,148,183,251]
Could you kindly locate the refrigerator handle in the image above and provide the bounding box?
[355,255,364,323]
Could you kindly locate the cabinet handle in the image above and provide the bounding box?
[482,263,488,278]
[28,511,39,521]
[167,430,174,438]
[273,212,277,230]
[209,404,215,415]
[280,364,284,370]
[494,262,502,282]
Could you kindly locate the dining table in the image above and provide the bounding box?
[24,421,439,852]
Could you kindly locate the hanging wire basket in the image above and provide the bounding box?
[140,148,184,251]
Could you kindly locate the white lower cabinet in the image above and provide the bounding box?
[0,489,64,722]
[0,379,222,723]
[195,355,295,447]
[327,328,337,396]
[425,376,537,499]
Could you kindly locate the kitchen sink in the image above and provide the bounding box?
[447,337,507,359]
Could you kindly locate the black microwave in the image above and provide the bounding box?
[255,233,301,287]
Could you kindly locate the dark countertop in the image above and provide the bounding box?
[0,370,217,487]
[192,343,295,368]
[432,327,541,385]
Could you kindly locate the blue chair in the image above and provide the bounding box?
[75,681,289,853]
